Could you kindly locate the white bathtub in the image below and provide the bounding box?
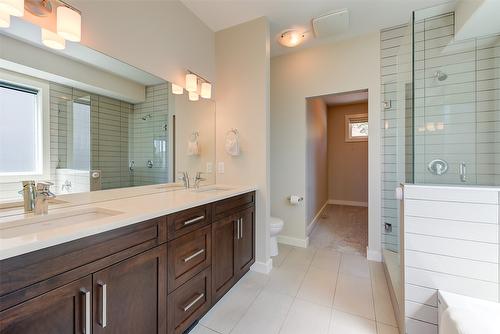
[438,291,500,334]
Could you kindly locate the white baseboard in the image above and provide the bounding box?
[250,258,273,274]
[306,201,329,236]
[277,235,309,248]
[328,199,368,207]
[367,248,382,262]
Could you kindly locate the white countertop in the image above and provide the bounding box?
[0,184,257,260]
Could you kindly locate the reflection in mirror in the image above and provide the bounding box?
[0,30,215,203]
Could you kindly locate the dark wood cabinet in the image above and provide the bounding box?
[0,191,255,334]
[0,276,92,334]
[211,215,237,302]
[92,245,167,334]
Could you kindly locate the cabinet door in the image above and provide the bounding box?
[235,206,255,277]
[0,276,92,334]
[211,215,237,302]
[92,245,167,334]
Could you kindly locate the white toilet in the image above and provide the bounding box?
[270,216,284,257]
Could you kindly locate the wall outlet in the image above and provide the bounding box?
[217,161,225,174]
[206,162,213,173]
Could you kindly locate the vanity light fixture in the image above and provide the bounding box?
[171,83,183,95]
[188,91,199,101]
[41,28,65,50]
[200,82,211,99]
[0,10,10,27]
[0,0,24,17]
[56,5,81,42]
[185,73,197,92]
[279,29,306,48]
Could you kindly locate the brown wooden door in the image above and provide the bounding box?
[0,276,92,334]
[92,245,167,334]
[211,215,237,302]
[235,206,255,278]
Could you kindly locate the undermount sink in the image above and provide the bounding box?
[154,183,186,190]
[192,185,234,193]
[0,198,67,211]
[0,207,122,239]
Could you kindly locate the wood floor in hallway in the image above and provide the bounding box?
[309,204,368,256]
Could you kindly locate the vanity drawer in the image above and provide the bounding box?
[167,225,212,293]
[213,191,255,220]
[167,267,211,334]
[167,205,212,241]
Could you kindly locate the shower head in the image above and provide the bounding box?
[434,70,448,81]
[141,114,153,121]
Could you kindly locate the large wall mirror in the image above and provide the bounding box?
[0,23,215,202]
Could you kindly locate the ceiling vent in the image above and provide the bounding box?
[312,9,349,38]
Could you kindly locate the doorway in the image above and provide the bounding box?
[306,90,369,256]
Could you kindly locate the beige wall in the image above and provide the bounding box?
[328,103,368,204]
[69,0,215,85]
[306,98,328,225]
[271,32,382,259]
[215,18,271,270]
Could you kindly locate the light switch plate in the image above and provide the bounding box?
[217,161,225,174]
[206,162,213,173]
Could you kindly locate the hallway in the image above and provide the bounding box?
[309,204,368,256]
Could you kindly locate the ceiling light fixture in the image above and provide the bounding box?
[56,5,81,42]
[0,0,24,17]
[41,28,65,50]
[279,29,306,48]
[185,70,212,100]
[200,82,211,99]
[185,73,198,92]
[188,91,199,101]
[0,10,10,27]
[171,83,183,95]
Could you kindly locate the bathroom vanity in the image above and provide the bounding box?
[0,187,256,334]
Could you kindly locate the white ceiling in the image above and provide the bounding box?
[181,0,455,57]
[321,90,368,107]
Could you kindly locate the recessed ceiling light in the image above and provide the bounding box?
[278,29,306,48]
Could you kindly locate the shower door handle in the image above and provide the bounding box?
[459,162,467,183]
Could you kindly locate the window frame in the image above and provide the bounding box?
[345,113,368,142]
[0,69,50,183]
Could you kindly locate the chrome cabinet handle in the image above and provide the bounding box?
[183,215,205,226]
[183,293,205,312]
[183,249,205,262]
[98,281,107,328]
[235,219,240,240]
[240,218,243,239]
[80,288,91,334]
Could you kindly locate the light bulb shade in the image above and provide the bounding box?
[185,73,197,92]
[57,6,81,42]
[42,29,66,50]
[279,30,305,48]
[171,83,183,95]
[188,91,199,101]
[0,11,10,27]
[200,82,212,99]
[0,0,24,17]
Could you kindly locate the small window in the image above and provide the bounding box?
[0,81,43,177]
[345,113,368,142]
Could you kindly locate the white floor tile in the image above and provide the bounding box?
[311,248,342,272]
[377,322,400,334]
[283,247,316,267]
[263,262,308,297]
[329,310,377,334]
[279,299,331,334]
[189,324,221,334]
[272,243,294,267]
[340,253,370,279]
[369,262,398,326]
[296,266,337,307]
[334,273,375,320]
[231,290,293,334]
[200,279,261,334]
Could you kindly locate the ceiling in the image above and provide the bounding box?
[181,0,455,57]
[321,90,368,107]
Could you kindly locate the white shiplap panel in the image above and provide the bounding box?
[405,233,498,263]
[406,317,438,334]
[405,267,498,302]
[404,185,499,204]
[406,250,498,282]
[405,283,438,307]
[405,199,498,223]
[405,216,498,243]
[405,300,438,324]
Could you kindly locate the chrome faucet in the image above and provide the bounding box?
[34,182,56,215]
[177,171,190,189]
[194,172,207,189]
[21,180,36,213]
